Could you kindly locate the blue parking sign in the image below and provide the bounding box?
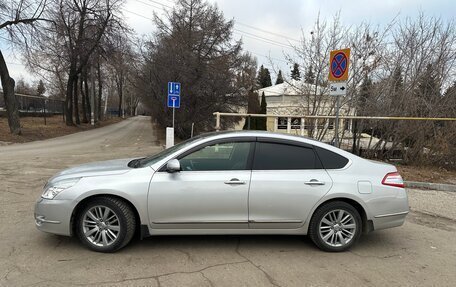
[167,95,180,108]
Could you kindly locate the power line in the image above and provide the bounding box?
[235,21,300,43]
[132,0,296,50]
[7,62,25,66]
[146,0,173,9]
[142,0,301,45]
[135,0,169,11]
[249,51,288,64]
[123,8,155,20]
[233,29,293,50]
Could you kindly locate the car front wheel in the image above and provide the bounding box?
[309,201,362,252]
[75,196,136,253]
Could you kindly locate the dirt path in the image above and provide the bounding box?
[0,116,455,286]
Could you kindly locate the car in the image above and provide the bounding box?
[35,130,409,252]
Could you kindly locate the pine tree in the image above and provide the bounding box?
[257,91,267,130]
[291,63,301,81]
[257,65,272,88]
[256,65,264,88]
[304,65,315,84]
[263,68,272,87]
[36,80,46,97]
[275,70,284,85]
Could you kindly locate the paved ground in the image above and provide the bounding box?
[0,116,455,287]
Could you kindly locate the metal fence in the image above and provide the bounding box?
[0,92,64,115]
[213,112,456,165]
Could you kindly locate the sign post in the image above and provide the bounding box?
[167,82,181,148]
[172,98,175,128]
[329,48,350,147]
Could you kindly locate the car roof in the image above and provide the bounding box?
[193,130,358,161]
[197,130,319,145]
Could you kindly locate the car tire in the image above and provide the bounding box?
[309,201,362,252]
[75,196,136,253]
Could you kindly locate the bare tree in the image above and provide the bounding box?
[25,0,123,126]
[0,0,48,134]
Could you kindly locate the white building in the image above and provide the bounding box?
[254,80,353,142]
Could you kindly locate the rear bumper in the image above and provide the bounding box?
[372,211,408,231]
[34,198,73,236]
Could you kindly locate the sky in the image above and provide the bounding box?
[1,0,454,83]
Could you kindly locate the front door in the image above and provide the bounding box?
[148,139,254,229]
[248,140,333,229]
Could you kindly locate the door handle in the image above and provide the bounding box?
[304,179,325,186]
[224,178,246,185]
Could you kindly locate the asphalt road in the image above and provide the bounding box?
[0,116,455,287]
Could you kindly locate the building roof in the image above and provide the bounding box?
[256,79,326,97]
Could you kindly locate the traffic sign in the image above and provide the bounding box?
[329,48,350,82]
[167,95,180,108]
[168,82,181,96]
[329,82,347,96]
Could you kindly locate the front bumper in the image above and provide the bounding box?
[34,198,73,236]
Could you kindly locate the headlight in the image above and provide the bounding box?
[42,178,81,199]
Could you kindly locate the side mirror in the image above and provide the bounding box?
[166,159,181,173]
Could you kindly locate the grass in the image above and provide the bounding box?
[396,164,456,185]
[0,115,123,144]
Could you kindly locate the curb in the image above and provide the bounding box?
[405,181,456,192]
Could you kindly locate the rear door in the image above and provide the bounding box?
[248,139,333,229]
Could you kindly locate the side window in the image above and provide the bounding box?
[179,142,253,171]
[314,146,349,169]
[253,142,320,170]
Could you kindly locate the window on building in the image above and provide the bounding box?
[277,117,288,129]
[344,119,350,131]
[291,118,301,129]
[328,119,335,130]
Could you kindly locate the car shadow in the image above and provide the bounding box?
[41,229,403,255]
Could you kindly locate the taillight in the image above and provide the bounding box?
[382,172,405,188]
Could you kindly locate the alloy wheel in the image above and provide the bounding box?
[318,209,357,247]
[82,205,120,247]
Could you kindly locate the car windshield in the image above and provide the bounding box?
[137,135,205,167]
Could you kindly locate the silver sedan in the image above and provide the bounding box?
[35,131,409,252]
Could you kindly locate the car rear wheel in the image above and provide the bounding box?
[309,201,362,252]
[76,196,136,253]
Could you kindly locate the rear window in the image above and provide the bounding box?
[314,146,349,169]
[253,142,321,170]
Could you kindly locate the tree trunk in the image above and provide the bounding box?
[97,60,103,121]
[85,71,91,123]
[81,73,88,123]
[0,50,21,134]
[352,120,358,154]
[73,75,80,125]
[116,75,123,117]
[65,68,75,126]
